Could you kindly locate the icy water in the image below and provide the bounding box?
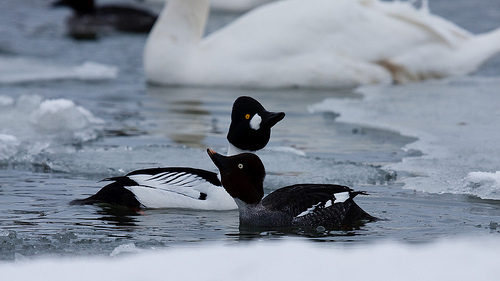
[1,0,500,262]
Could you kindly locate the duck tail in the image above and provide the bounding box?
[69,182,141,209]
[349,191,379,222]
[348,201,379,222]
[350,190,370,198]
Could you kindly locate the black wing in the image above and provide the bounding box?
[262,184,374,227]
[262,184,353,214]
[121,167,221,187]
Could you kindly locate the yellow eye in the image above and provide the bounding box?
[238,164,244,169]
[245,114,251,120]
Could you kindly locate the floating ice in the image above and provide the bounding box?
[0,134,20,160]
[266,146,306,157]
[308,77,500,199]
[0,56,117,84]
[72,61,119,80]
[0,94,104,163]
[110,243,143,257]
[29,99,104,138]
[457,171,500,199]
[0,95,14,106]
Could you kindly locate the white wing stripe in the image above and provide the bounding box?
[139,172,205,186]
[295,191,352,218]
[128,172,211,191]
[333,192,350,204]
[296,202,322,218]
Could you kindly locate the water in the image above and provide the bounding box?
[1,0,500,264]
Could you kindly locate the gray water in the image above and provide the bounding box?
[1,0,500,261]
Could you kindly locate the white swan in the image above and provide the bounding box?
[144,0,500,88]
[141,0,275,12]
[210,0,275,12]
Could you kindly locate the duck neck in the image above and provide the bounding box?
[227,143,253,156]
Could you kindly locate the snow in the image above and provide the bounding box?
[1,238,499,281]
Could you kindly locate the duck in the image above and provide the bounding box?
[144,0,500,88]
[70,96,285,210]
[53,0,157,39]
[207,149,377,229]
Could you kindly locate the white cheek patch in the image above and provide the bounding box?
[295,191,351,218]
[249,114,262,130]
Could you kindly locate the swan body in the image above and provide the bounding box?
[210,0,275,12]
[143,0,275,12]
[144,0,500,88]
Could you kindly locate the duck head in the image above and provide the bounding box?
[53,0,95,15]
[207,149,265,205]
[227,96,285,153]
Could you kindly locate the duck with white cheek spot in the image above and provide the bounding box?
[207,149,377,230]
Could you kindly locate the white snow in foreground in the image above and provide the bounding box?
[1,238,499,281]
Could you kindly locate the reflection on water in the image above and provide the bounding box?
[143,85,416,164]
[145,86,218,148]
[95,206,142,227]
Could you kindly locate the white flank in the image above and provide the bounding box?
[124,171,237,210]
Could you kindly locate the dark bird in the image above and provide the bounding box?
[207,149,377,229]
[53,0,157,39]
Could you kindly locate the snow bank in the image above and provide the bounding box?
[1,238,499,281]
